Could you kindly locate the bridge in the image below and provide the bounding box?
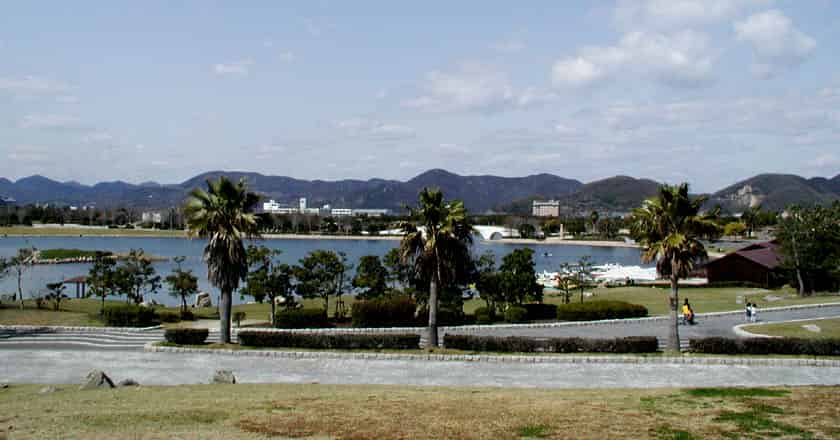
[379,225,520,241]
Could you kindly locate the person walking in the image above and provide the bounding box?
[745,302,752,322]
[682,299,691,325]
[750,303,758,323]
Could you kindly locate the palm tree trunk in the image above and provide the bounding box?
[428,277,439,347]
[270,297,276,327]
[101,295,105,315]
[181,296,187,313]
[219,289,232,344]
[667,274,681,352]
[17,270,24,310]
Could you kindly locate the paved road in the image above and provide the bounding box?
[2,349,839,388]
[447,305,840,341]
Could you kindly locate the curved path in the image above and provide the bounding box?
[1,349,839,388]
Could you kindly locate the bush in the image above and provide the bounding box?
[103,305,158,327]
[164,328,208,345]
[237,331,420,350]
[157,311,181,323]
[504,306,529,323]
[274,308,330,329]
[689,337,840,356]
[179,310,196,321]
[443,334,659,354]
[556,301,648,321]
[352,296,417,328]
[473,307,497,324]
[233,311,247,327]
[416,307,466,326]
[522,303,558,321]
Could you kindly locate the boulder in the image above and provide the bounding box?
[118,378,139,387]
[195,292,212,308]
[79,370,115,390]
[0,383,8,389]
[39,386,60,394]
[211,369,236,384]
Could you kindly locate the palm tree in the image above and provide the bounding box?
[629,183,719,352]
[183,176,260,343]
[399,188,473,347]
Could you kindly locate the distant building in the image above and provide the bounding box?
[352,209,390,217]
[0,196,16,207]
[299,197,307,211]
[532,200,560,217]
[141,211,163,224]
[330,208,353,217]
[703,241,784,288]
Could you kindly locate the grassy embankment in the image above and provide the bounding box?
[0,384,837,439]
[743,317,840,339]
[3,286,838,328]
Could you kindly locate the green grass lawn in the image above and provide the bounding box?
[743,317,840,339]
[0,226,185,237]
[0,384,837,439]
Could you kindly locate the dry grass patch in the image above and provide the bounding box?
[0,384,838,439]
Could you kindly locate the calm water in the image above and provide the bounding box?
[0,236,644,306]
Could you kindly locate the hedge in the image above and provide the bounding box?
[689,337,840,356]
[237,331,421,350]
[164,328,209,345]
[556,301,648,321]
[443,334,659,354]
[504,306,528,323]
[157,311,181,323]
[522,303,558,321]
[352,296,417,328]
[416,307,466,326]
[103,305,158,327]
[179,310,196,321]
[275,308,331,329]
[474,307,497,324]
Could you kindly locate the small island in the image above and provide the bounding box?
[32,249,167,264]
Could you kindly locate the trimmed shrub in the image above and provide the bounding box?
[164,328,208,345]
[103,305,158,327]
[504,306,529,323]
[556,301,648,321]
[179,310,196,321]
[275,308,330,329]
[233,311,247,327]
[237,331,420,350]
[473,307,497,324]
[522,303,558,321]
[689,337,840,356]
[443,334,658,354]
[157,311,181,323]
[416,307,466,326]
[352,296,417,328]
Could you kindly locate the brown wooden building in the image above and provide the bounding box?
[703,241,783,287]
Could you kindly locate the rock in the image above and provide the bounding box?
[802,324,822,333]
[79,370,115,390]
[39,386,59,394]
[118,378,139,387]
[211,369,236,384]
[195,292,212,308]
[0,383,8,389]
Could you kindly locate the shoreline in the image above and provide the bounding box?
[1,227,639,248]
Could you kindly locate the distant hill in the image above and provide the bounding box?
[0,170,837,214]
[501,176,661,215]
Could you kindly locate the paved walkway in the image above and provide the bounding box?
[2,349,839,388]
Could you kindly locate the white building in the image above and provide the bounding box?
[141,212,163,223]
[353,209,390,217]
[331,208,353,217]
[263,200,298,214]
[532,200,560,217]
[299,197,307,211]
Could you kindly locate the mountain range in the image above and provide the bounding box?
[0,170,838,215]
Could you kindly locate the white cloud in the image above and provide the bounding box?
[808,153,840,170]
[18,114,83,130]
[490,38,525,53]
[7,145,50,163]
[614,0,766,30]
[335,118,415,139]
[404,62,552,113]
[734,10,816,78]
[213,59,254,76]
[552,30,715,89]
[0,76,71,95]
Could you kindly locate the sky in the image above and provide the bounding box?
[1,0,839,192]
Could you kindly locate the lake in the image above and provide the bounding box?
[0,236,645,306]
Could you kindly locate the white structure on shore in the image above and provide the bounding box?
[262,199,390,217]
[532,200,560,217]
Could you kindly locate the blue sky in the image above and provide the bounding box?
[1,0,839,192]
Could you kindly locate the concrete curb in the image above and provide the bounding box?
[143,342,840,367]
[0,324,162,333]
[734,315,840,339]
